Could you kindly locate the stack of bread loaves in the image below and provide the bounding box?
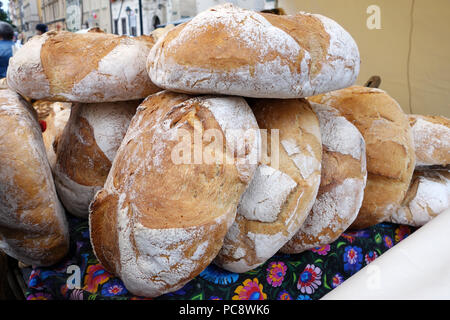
[389,115,450,226]
[1,3,447,299]
[6,29,162,218]
[88,3,362,296]
[1,29,161,267]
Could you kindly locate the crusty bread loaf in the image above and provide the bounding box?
[54,101,139,218]
[409,114,449,167]
[147,3,360,99]
[309,86,415,229]
[214,98,322,272]
[389,169,450,227]
[89,91,260,297]
[42,102,71,170]
[282,103,367,253]
[7,31,161,103]
[151,24,175,41]
[0,89,69,266]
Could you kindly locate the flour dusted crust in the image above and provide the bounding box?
[409,114,450,167]
[389,169,450,227]
[214,99,322,272]
[282,103,367,253]
[7,31,161,103]
[309,86,415,229]
[42,102,71,170]
[89,91,260,297]
[0,89,69,266]
[147,3,360,99]
[54,101,139,218]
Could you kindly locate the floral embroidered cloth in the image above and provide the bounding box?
[25,216,415,300]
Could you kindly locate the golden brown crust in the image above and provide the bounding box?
[111,93,244,229]
[41,32,123,98]
[89,190,120,275]
[259,13,330,78]
[8,31,161,102]
[54,101,139,218]
[57,115,111,187]
[408,114,450,167]
[147,4,360,98]
[90,91,259,297]
[389,169,450,226]
[0,89,69,266]
[215,98,322,271]
[280,103,366,253]
[309,86,415,229]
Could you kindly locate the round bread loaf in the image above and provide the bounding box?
[0,89,69,266]
[7,31,161,103]
[389,169,450,227]
[42,102,71,171]
[214,98,322,272]
[147,3,360,99]
[281,103,367,253]
[409,114,450,167]
[54,101,139,218]
[309,86,415,229]
[89,91,260,297]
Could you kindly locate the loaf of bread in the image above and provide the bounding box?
[54,101,139,218]
[309,86,415,229]
[151,24,175,41]
[389,169,450,227]
[89,91,260,297]
[147,3,360,99]
[7,31,161,103]
[282,103,367,253]
[409,114,449,167]
[214,98,322,272]
[0,89,69,266]
[42,102,71,170]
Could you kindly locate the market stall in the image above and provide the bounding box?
[0,2,449,302]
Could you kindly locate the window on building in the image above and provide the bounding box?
[121,17,127,35]
[114,19,119,35]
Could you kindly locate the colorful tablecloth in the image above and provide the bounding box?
[25,216,416,300]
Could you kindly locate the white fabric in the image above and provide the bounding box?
[322,208,450,300]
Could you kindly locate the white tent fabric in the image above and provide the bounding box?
[321,208,450,300]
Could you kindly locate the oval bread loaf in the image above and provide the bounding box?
[0,89,69,266]
[409,114,450,167]
[309,86,415,229]
[389,169,450,227]
[42,102,71,170]
[7,31,161,103]
[282,103,367,253]
[147,3,360,99]
[54,101,139,218]
[89,91,260,297]
[214,98,322,272]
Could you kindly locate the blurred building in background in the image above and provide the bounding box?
[8,0,42,40]
[110,0,275,36]
[6,0,276,38]
[8,0,23,30]
[81,0,112,32]
[40,0,66,31]
[111,0,197,36]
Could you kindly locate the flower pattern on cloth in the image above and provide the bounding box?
[232,278,267,300]
[343,246,363,275]
[297,264,322,294]
[23,217,416,300]
[266,262,287,287]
